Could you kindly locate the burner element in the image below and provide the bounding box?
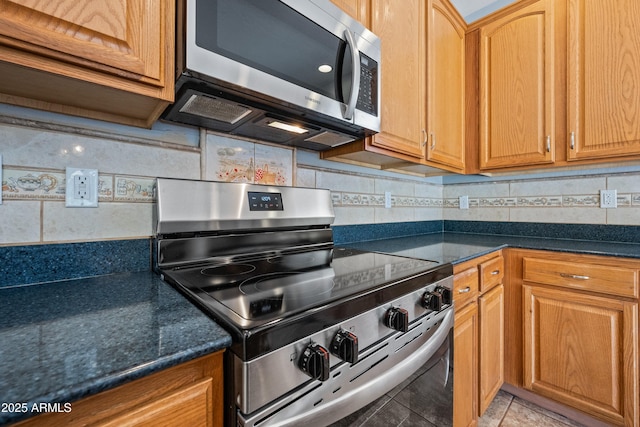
[201,264,256,277]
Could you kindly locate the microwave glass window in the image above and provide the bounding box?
[196,0,353,103]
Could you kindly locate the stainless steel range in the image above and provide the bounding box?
[155,178,454,426]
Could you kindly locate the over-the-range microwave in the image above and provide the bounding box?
[162,0,381,150]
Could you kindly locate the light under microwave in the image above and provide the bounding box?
[162,0,381,150]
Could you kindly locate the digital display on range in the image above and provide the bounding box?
[248,192,284,211]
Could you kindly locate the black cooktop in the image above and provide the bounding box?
[161,247,451,359]
[163,248,439,323]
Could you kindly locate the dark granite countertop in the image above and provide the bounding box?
[341,232,640,265]
[0,272,232,426]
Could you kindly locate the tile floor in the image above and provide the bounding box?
[331,384,586,426]
[478,390,585,427]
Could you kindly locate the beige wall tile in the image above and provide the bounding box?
[317,170,374,193]
[332,206,375,226]
[509,207,606,224]
[0,124,200,179]
[43,202,153,241]
[443,182,509,198]
[444,207,510,221]
[607,173,640,192]
[0,201,41,244]
[606,207,640,226]
[295,167,316,188]
[509,176,606,197]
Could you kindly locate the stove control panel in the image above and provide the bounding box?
[298,343,330,381]
[330,330,359,364]
[384,307,409,332]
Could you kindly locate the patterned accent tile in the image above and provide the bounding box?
[98,175,114,201]
[254,144,292,186]
[617,193,632,207]
[633,194,640,206]
[517,196,563,207]
[2,168,65,200]
[562,195,599,207]
[482,197,518,207]
[114,176,155,202]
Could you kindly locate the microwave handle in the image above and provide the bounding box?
[342,29,361,121]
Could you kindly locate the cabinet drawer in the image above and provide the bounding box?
[523,257,639,298]
[454,267,479,308]
[479,256,504,293]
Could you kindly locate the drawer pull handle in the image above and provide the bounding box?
[560,273,590,280]
[458,287,471,294]
[491,270,500,275]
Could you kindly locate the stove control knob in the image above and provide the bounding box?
[436,286,452,305]
[422,290,443,311]
[384,307,409,332]
[298,343,330,381]
[330,330,359,364]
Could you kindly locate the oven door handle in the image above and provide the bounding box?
[242,308,454,427]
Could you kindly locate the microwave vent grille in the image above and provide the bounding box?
[179,94,252,124]
[305,131,355,147]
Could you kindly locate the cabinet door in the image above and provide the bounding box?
[0,0,165,85]
[368,0,426,158]
[330,0,367,23]
[523,285,638,426]
[426,0,466,170]
[454,302,478,427]
[478,283,504,415]
[478,0,555,169]
[567,0,640,160]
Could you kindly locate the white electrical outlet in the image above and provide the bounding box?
[384,191,392,209]
[65,168,99,207]
[459,195,469,209]
[600,189,617,208]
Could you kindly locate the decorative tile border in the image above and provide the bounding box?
[332,192,441,208]
[443,193,640,208]
[2,167,155,203]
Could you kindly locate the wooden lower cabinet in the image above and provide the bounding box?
[523,285,638,426]
[507,248,640,426]
[453,251,504,425]
[15,351,224,427]
[478,284,504,415]
[454,301,478,427]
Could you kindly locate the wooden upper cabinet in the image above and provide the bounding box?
[426,0,466,170]
[330,0,368,23]
[478,0,555,170]
[567,0,640,160]
[0,0,174,127]
[368,0,427,158]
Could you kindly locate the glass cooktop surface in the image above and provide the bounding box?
[163,247,441,325]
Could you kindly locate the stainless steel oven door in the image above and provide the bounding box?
[236,307,454,427]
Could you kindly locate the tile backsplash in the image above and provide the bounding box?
[1,104,639,247]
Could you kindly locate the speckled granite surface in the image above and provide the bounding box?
[0,239,151,289]
[0,272,231,425]
[335,221,640,262]
[342,232,640,264]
